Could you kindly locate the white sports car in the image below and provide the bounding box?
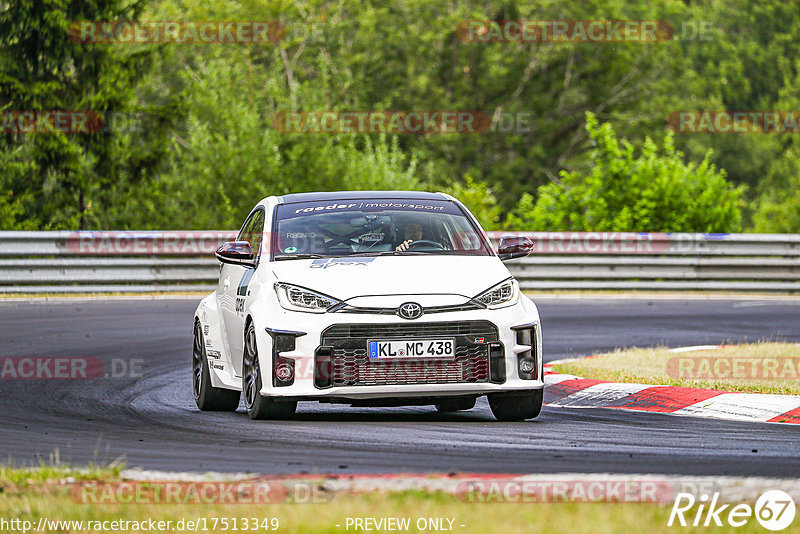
[193,191,543,421]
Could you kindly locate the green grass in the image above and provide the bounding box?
[3,467,789,534]
[552,342,800,395]
[0,465,121,487]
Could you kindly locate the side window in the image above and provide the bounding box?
[237,213,256,245]
[249,210,266,257]
[236,209,266,258]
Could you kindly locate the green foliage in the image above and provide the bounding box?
[750,178,800,233]
[671,0,800,193]
[75,0,697,230]
[439,175,501,230]
[0,0,176,229]
[745,69,800,233]
[102,45,421,229]
[2,0,799,232]
[0,145,40,229]
[507,113,743,232]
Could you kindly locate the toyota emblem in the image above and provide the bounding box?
[397,302,423,320]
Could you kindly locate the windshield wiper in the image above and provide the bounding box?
[349,250,437,257]
[274,250,443,260]
[273,253,326,261]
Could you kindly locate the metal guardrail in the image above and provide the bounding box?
[0,231,799,292]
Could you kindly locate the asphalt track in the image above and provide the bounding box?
[0,296,798,476]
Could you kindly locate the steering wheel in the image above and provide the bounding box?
[407,240,445,250]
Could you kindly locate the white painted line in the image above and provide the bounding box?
[733,301,800,308]
[668,345,723,353]
[549,382,652,408]
[122,468,252,481]
[673,393,800,422]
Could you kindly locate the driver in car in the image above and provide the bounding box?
[395,222,424,251]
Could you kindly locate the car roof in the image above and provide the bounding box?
[277,191,451,204]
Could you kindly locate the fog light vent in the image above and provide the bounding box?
[511,323,538,380]
[265,328,305,387]
[488,342,506,384]
[314,346,333,389]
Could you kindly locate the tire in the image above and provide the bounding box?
[242,323,297,420]
[488,389,543,422]
[435,397,477,412]
[193,321,240,411]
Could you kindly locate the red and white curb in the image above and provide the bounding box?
[544,347,800,425]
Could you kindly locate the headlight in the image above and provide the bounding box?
[274,283,343,313]
[474,278,519,309]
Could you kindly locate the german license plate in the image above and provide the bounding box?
[368,339,455,359]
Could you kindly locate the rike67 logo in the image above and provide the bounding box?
[669,490,795,531]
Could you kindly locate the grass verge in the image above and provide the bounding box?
[0,467,767,534]
[551,342,800,396]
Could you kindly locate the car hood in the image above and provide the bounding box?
[270,255,510,301]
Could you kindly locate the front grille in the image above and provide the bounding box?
[318,321,498,387]
[330,345,489,386]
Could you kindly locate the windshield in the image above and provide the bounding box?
[271,199,492,260]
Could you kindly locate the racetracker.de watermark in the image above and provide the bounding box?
[286,357,490,383]
[68,21,284,44]
[71,481,330,504]
[666,356,800,381]
[273,111,492,134]
[273,110,542,134]
[0,358,142,380]
[64,231,236,255]
[456,479,677,503]
[456,20,674,43]
[667,111,800,134]
[63,231,734,256]
[0,111,150,134]
[484,232,730,254]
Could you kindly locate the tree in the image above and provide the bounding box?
[507,113,743,232]
[440,175,501,230]
[0,0,174,229]
[668,0,800,226]
[750,176,800,233]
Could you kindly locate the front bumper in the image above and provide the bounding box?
[255,298,543,400]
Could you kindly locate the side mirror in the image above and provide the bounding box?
[215,241,256,267]
[497,235,534,261]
